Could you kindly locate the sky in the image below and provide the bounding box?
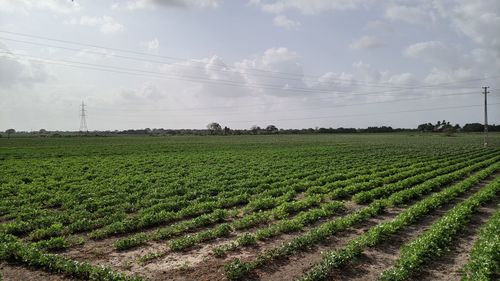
[0,0,499,131]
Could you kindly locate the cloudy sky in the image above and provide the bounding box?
[0,0,499,131]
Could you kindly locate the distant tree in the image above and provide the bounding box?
[489,124,500,132]
[39,129,48,136]
[365,126,393,133]
[250,125,261,134]
[265,125,278,133]
[417,123,434,132]
[5,128,15,138]
[207,122,222,134]
[223,126,231,135]
[463,123,484,132]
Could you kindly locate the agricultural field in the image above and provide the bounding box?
[0,133,499,281]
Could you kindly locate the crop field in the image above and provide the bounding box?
[0,134,499,281]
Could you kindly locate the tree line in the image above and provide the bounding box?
[2,121,499,137]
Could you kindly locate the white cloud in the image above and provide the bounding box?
[0,0,80,14]
[349,35,384,50]
[140,38,160,52]
[433,0,500,61]
[0,52,50,87]
[423,67,476,85]
[385,4,436,25]
[251,0,373,14]
[273,15,301,30]
[235,47,305,96]
[404,41,464,68]
[114,0,220,10]
[75,47,116,61]
[67,16,125,34]
[119,82,163,101]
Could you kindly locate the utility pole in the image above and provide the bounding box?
[482,86,489,147]
[79,101,88,133]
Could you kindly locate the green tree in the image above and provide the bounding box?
[5,128,15,138]
[207,122,222,134]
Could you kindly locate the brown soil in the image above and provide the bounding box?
[326,174,498,281]
[0,262,74,281]
[5,173,497,281]
[257,208,404,281]
[412,199,499,281]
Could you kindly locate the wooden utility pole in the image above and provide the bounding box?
[482,86,489,147]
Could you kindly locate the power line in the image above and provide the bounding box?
[221,103,500,124]
[0,30,408,83]
[0,51,495,99]
[0,50,452,96]
[91,103,500,125]
[1,30,498,90]
[0,36,420,89]
[90,91,480,117]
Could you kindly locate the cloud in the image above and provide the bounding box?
[67,16,125,34]
[113,0,220,10]
[0,52,50,87]
[140,38,160,52]
[423,67,476,85]
[349,35,384,50]
[433,0,500,61]
[235,47,306,96]
[404,41,464,68]
[75,47,116,61]
[385,4,436,25]
[157,55,250,98]
[365,20,394,33]
[273,15,301,30]
[0,0,80,14]
[250,0,373,14]
[119,82,164,101]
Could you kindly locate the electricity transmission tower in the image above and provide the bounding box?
[79,101,88,133]
[482,86,489,147]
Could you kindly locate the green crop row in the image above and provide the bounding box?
[0,234,143,281]
[352,151,497,204]
[461,208,500,281]
[214,201,346,257]
[224,157,499,280]
[112,153,441,251]
[109,149,452,249]
[209,151,489,257]
[219,154,498,261]
[114,209,229,250]
[379,177,500,281]
[298,164,499,281]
